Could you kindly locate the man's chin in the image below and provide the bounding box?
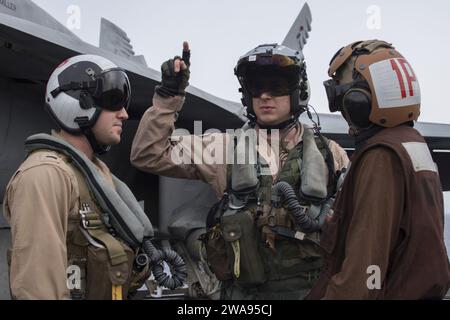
[101,136,121,146]
[257,117,283,127]
[257,119,289,127]
[111,137,121,145]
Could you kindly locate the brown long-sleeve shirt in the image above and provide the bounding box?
[323,147,404,299]
[309,125,450,299]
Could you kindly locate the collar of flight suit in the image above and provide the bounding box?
[254,122,304,179]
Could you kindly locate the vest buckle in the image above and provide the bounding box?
[79,203,102,230]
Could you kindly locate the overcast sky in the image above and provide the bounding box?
[33,0,450,125]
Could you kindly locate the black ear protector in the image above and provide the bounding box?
[342,85,372,129]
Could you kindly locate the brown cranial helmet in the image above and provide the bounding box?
[325,40,421,128]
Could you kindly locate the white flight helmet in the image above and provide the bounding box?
[45,54,131,154]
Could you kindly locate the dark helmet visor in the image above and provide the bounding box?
[91,68,131,111]
[246,75,292,98]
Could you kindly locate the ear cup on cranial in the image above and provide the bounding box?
[342,88,372,128]
[79,91,95,110]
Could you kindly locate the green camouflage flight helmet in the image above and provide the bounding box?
[234,43,310,122]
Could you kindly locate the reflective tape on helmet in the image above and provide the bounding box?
[369,58,421,109]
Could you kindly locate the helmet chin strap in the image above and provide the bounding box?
[83,127,110,155]
[74,116,110,155]
[257,116,297,131]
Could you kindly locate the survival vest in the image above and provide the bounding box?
[203,123,338,288]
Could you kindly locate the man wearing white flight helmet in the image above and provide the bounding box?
[3,54,158,299]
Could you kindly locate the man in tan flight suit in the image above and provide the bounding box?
[3,54,148,299]
[131,42,349,299]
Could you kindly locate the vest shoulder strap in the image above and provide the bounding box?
[314,135,330,158]
[63,156,128,267]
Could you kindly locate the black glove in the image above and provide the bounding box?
[156,45,191,97]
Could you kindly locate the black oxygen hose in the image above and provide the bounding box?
[271,181,321,233]
[142,239,188,290]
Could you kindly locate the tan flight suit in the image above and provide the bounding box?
[131,94,350,299]
[3,134,142,299]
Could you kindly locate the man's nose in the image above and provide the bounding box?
[259,91,272,100]
[117,107,129,120]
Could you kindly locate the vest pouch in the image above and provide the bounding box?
[203,225,235,281]
[221,210,267,287]
[85,243,134,300]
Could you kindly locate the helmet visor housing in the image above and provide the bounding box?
[249,53,298,68]
[236,52,300,78]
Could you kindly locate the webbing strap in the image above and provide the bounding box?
[70,161,128,266]
[231,241,240,278]
[256,210,294,229]
[355,39,393,53]
[112,285,123,300]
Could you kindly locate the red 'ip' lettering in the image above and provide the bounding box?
[390,58,417,99]
[390,59,407,98]
[398,58,417,97]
